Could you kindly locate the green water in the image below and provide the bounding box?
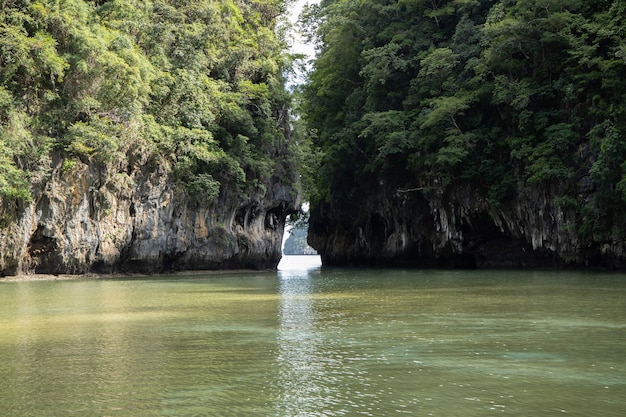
[1,257,625,416]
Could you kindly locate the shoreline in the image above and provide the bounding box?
[0,268,278,283]
[0,255,322,282]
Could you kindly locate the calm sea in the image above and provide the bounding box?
[1,255,624,416]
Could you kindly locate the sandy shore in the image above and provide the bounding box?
[0,268,276,282]
[0,273,98,282]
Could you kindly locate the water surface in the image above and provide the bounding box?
[1,257,625,416]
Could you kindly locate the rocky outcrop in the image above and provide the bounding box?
[0,153,298,276]
[308,182,626,269]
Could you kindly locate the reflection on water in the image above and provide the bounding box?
[275,263,626,416]
[0,264,625,416]
[276,261,326,415]
[277,254,322,271]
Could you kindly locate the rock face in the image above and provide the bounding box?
[0,154,298,276]
[308,182,626,269]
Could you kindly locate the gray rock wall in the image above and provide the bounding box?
[308,182,626,269]
[0,155,298,276]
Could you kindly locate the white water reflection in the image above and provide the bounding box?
[277,254,322,271]
[276,255,334,416]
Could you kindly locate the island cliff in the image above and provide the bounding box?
[303,0,626,269]
[0,0,300,276]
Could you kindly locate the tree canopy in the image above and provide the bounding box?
[302,0,626,244]
[1,0,298,207]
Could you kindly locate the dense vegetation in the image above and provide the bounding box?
[302,0,626,244]
[0,0,298,207]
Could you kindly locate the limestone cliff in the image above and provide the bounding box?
[301,0,626,270]
[308,182,626,269]
[0,0,302,277]
[0,152,298,276]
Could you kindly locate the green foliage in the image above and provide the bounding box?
[60,158,77,175]
[0,146,32,202]
[184,173,221,205]
[0,102,51,201]
[0,0,296,206]
[303,0,626,244]
[65,116,123,162]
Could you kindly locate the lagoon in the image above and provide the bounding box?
[1,256,625,416]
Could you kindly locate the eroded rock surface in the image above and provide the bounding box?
[308,183,626,269]
[0,155,298,276]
